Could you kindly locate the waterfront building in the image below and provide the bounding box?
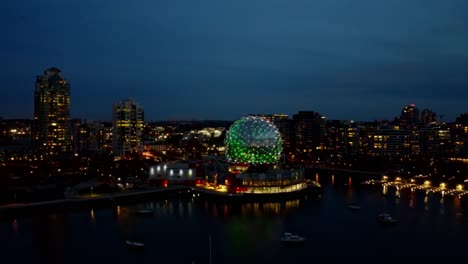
[112,98,144,158]
[369,127,411,157]
[420,126,451,157]
[325,120,360,157]
[200,116,312,195]
[33,67,71,157]
[343,121,360,156]
[292,111,326,152]
[324,120,344,155]
[148,161,198,185]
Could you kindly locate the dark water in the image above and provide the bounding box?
[2,173,468,263]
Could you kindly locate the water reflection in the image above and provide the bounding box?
[225,215,282,254]
[3,171,468,263]
[453,196,461,211]
[90,209,95,224]
[395,187,400,204]
[409,194,415,208]
[195,198,304,218]
[345,185,353,203]
[424,194,429,211]
[11,219,19,234]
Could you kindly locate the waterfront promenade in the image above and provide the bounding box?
[0,181,322,214]
[0,186,189,214]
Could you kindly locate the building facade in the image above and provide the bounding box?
[112,98,144,158]
[33,67,71,157]
[421,109,437,125]
[292,111,326,152]
[400,104,420,127]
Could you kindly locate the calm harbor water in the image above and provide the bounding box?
[2,173,468,263]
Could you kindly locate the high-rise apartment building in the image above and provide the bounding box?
[72,120,106,153]
[400,104,420,126]
[292,111,326,152]
[33,67,71,157]
[112,98,144,158]
[369,128,411,157]
[421,109,436,125]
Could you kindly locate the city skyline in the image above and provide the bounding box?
[2,2,468,261]
[2,0,468,121]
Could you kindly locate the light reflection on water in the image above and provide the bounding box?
[89,209,95,224]
[2,173,468,263]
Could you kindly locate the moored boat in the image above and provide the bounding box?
[348,204,361,210]
[125,240,144,248]
[281,232,305,244]
[376,213,398,224]
[137,209,154,215]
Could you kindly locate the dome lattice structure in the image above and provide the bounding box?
[225,116,283,164]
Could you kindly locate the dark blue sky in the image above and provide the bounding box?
[1,0,467,121]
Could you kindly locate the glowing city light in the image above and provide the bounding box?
[225,116,283,164]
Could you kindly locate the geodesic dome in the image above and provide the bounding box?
[225,116,283,164]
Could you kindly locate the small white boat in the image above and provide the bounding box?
[376,213,398,224]
[348,204,361,211]
[281,232,305,244]
[137,209,154,215]
[125,240,144,248]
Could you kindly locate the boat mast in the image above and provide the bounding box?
[209,235,212,264]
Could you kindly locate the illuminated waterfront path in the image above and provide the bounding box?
[0,182,320,213]
[0,186,189,213]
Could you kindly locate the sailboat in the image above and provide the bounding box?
[209,235,213,264]
[125,240,144,248]
[137,209,154,215]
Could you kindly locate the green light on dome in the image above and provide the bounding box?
[225,116,283,164]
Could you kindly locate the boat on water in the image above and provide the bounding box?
[281,232,305,244]
[348,204,361,211]
[137,209,154,215]
[376,213,398,224]
[125,240,144,248]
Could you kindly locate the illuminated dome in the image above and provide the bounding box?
[225,116,283,164]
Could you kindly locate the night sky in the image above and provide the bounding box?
[1,0,467,121]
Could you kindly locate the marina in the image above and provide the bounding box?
[361,178,468,197]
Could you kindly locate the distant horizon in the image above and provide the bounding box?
[1,108,464,124]
[0,68,465,122]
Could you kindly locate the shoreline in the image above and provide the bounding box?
[0,184,319,216]
[0,186,188,215]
